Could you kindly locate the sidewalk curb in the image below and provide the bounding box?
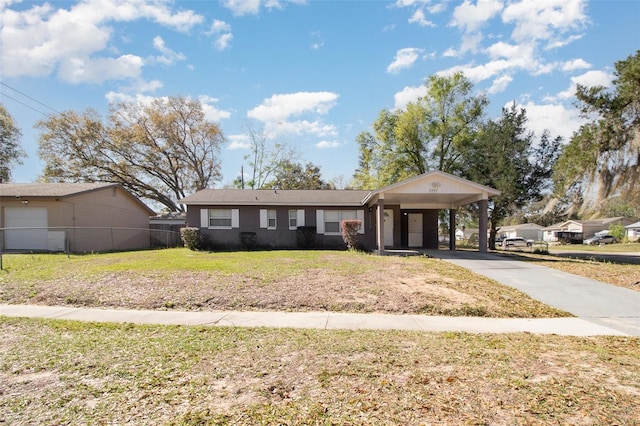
[0,304,628,337]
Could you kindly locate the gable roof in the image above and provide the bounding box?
[0,182,156,215]
[498,223,543,231]
[363,170,500,208]
[0,182,118,198]
[179,189,371,207]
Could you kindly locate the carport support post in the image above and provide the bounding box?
[376,198,385,255]
[449,209,456,251]
[479,199,488,253]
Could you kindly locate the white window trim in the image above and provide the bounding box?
[260,209,277,230]
[201,208,239,229]
[289,209,305,230]
[316,209,365,235]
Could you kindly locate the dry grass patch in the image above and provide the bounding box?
[1,317,638,425]
[0,249,567,318]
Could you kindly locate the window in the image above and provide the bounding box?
[267,209,277,229]
[209,209,232,228]
[289,210,297,229]
[260,209,277,230]
[325,210,356,234]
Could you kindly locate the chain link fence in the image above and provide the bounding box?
[0,226,183,256]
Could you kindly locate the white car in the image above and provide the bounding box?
[502,237,533,248]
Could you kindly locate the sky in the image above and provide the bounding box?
[1,0,639,189]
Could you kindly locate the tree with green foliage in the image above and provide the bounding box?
[0,103,25,182]
[462,103,561,248]
[37,96,225,212]
[352,72,487,189]
[262,160,334,190]
[552,50,640,217]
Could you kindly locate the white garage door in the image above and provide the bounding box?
[4,207,48,251]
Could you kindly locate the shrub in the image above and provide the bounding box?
[180,227,205,251]
[240,232,257,251]
[296,226,317,248]
[341,219,362,250]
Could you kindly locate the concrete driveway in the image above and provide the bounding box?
[429,250,640,336]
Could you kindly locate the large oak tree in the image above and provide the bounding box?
[0,103,25,182]
[37,96,225,212]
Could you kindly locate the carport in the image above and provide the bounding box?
[362,171,500,254]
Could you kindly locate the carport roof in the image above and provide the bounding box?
[363,171,500,209]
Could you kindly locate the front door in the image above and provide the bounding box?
[383,209,394,247]
[408,213,423,247]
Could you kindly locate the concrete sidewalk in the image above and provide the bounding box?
[0,304,628,336]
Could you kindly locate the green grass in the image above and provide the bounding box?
[0,248,569,318]
[2,317,639,424]
[0,248,372,278]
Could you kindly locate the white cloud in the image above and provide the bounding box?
[221,0,261,16]
[387,47,424,73]
[247,91,339,122]
[152,36,185,65]
[221,0,306,16]
[215,33,233,51]
[277,120,338,138]
[408,9,434,27]
[487,74,513,94]
[562,58,591,72]
[552,70,613,101]
[502,0,588,43]
[316,140,341,149]
[517,101,584,142]
[58,54,144,83]
[0,0,203,80]
[210,19,231,33]
[393,84,427,110]
[198,95,232,122]
[451,0,503,33]
[228,134,252,150]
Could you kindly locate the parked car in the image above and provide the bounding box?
[583,234,617,245]
[502,237,533,248]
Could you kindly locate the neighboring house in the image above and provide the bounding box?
[455,228,479,241]
[625,221,640,242]
[0,183,155,252]
[543,217,636,243]
[497,223,543,241]
[180,171,501,253]
[149,211,187,247]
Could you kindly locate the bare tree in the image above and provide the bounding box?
[37,96,225,211]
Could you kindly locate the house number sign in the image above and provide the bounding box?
[429,182,441,193]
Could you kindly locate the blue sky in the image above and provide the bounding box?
[1,0,638,188]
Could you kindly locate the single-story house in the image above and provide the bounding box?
[543,217,636,243]
[455,227,479,241]
[179,171,500,253]
[625,221,640,242]
[497,223,543,241]
[0,183,155,252]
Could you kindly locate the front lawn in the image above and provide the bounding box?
[0,248,567,318]
[1,317,638,425]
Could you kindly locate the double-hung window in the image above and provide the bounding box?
[209,209,232,227]
[323,210,357,235]
[201,208,239,229]
[260,209,277,230]
[289,210,297,229]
